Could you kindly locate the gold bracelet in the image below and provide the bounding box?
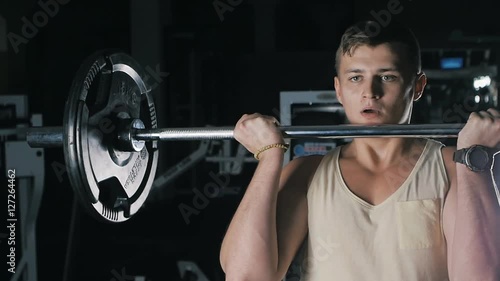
[254,143,290,160]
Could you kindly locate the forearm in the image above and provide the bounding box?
[220,150,284,280]
[451,166,500,280]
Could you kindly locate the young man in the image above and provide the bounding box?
[219,21,500,281]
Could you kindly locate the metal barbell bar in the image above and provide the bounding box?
[25,122,464,150]
[133,123,463,141]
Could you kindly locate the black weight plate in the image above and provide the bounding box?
[63,50,158,223]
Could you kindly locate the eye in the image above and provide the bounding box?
[381,75,397,82]
[349,76,362,82]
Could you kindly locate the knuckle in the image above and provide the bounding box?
[237,114,248,124]
[239,119,248,128]
[468,112,479,120]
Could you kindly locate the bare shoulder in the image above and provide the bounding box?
[280,154,325,192]
[285,154,324,168]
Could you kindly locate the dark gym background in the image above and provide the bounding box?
[1,0,500,280]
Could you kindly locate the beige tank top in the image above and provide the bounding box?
[299,139,450,281]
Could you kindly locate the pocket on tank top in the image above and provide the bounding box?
[396,198,443,249]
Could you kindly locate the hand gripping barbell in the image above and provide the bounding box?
[20,50,463,223]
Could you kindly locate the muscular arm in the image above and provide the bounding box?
[219,152,322,281]
[442,146,500,281]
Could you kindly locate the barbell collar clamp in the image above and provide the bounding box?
[116,118,146,152]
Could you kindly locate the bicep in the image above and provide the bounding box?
[275,155,322,279]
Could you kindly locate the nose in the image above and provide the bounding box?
[363,78,382,99]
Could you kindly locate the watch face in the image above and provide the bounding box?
[468,146,490,171]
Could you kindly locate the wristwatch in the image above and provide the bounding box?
[453,145,497,172]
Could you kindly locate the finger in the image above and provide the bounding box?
[256,115,279,125]
[467,111,480,121]
[268,116,280,126]
[487,108,500,118]
[477,110,496,121]
[469,110,494,120]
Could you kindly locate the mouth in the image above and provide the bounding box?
[360,107,382,120]
[361,107,380,114]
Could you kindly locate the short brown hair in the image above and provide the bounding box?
[335,21,421,75]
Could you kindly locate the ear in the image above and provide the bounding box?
[334,76,343,104]
[413,72,427,101]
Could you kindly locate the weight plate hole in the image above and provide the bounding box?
[98,177,131,218]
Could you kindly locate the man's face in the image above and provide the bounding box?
[334,43,424,125]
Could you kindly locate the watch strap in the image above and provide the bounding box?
[453,147,467,165]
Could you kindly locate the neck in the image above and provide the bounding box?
[342,137,425,170]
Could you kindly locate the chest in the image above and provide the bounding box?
[338,159,416,206]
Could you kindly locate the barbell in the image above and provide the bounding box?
[19,50,464,223]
